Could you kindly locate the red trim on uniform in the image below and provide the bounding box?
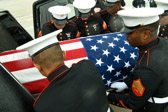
[45,23,52,26]
[33,67,69,107]
[119,100,130,109]
[149,45,158,50]
[132,79,145,96]
[139,44,158,66]
[139,44,158,54]
[101,9,108,12]
[70,16,79,23]
[147,49,150,66]
[101,11,108,15]
[47,64,64,78]
[100,9,108,15]
[67,23,75,27]
[142,36,158,46]
[91,14,100,17]
[138,53,145,65]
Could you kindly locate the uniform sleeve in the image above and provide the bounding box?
[108,66,161,110]
[73,24,80,38]
[96,0,106,10]
[124,73,133,88]
[99,17,110,34]
[41,24,50,36]
[99,9,107,20]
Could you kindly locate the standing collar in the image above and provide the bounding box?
[47,64,68,82]
[138,36,159,52]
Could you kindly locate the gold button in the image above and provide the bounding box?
[145,51,147,53]
[87,33,90,35]
[85,22,87,24]
[87,29,89,31]
[60,33,62,35]
[60,37,62,40]
[162,28,165,31]
[86,25,88,28]
[161,34,163,36]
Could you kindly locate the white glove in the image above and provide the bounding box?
[110,82,128,92]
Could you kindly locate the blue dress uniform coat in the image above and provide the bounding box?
[34,60,110,112]
[108,37,168,112]
[159,24,168,39]
[70,14,109,37]
[39,21,80,41]
[100,9,124,33]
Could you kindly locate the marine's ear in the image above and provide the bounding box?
[51,17,54,24]
[34,63,47,77]
[141,29,151,40]
[62,51,66,60]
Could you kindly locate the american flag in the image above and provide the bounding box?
[0,32,138,95]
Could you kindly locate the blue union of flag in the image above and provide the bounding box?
[79,33,138,89]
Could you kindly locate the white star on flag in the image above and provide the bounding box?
[114,55,121,63]
[103,49,110,57]
[114,71,121,77]
[91,45,99,51]
[103,36,108,38]
[123,75,128,79]
[108,42,116,48]
[102,75,105,80]
[131,68,134,73]
[124,41,129,45]
[106,79,112,86]
[120,47,127,54]
[86,38,93,41]
[97,39,104,44]
[124,61,131,68]
[130,52,137,60]
[107,65,114,73]
[117,34,123,36]
[96,58,104,66]
[114,37,120,41]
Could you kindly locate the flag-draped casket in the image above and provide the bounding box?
[0,33,138,95]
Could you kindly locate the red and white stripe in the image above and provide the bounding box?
[0,39,88,94]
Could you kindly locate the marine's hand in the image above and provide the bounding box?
[94,8,101,13]
[110,82,128,92]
